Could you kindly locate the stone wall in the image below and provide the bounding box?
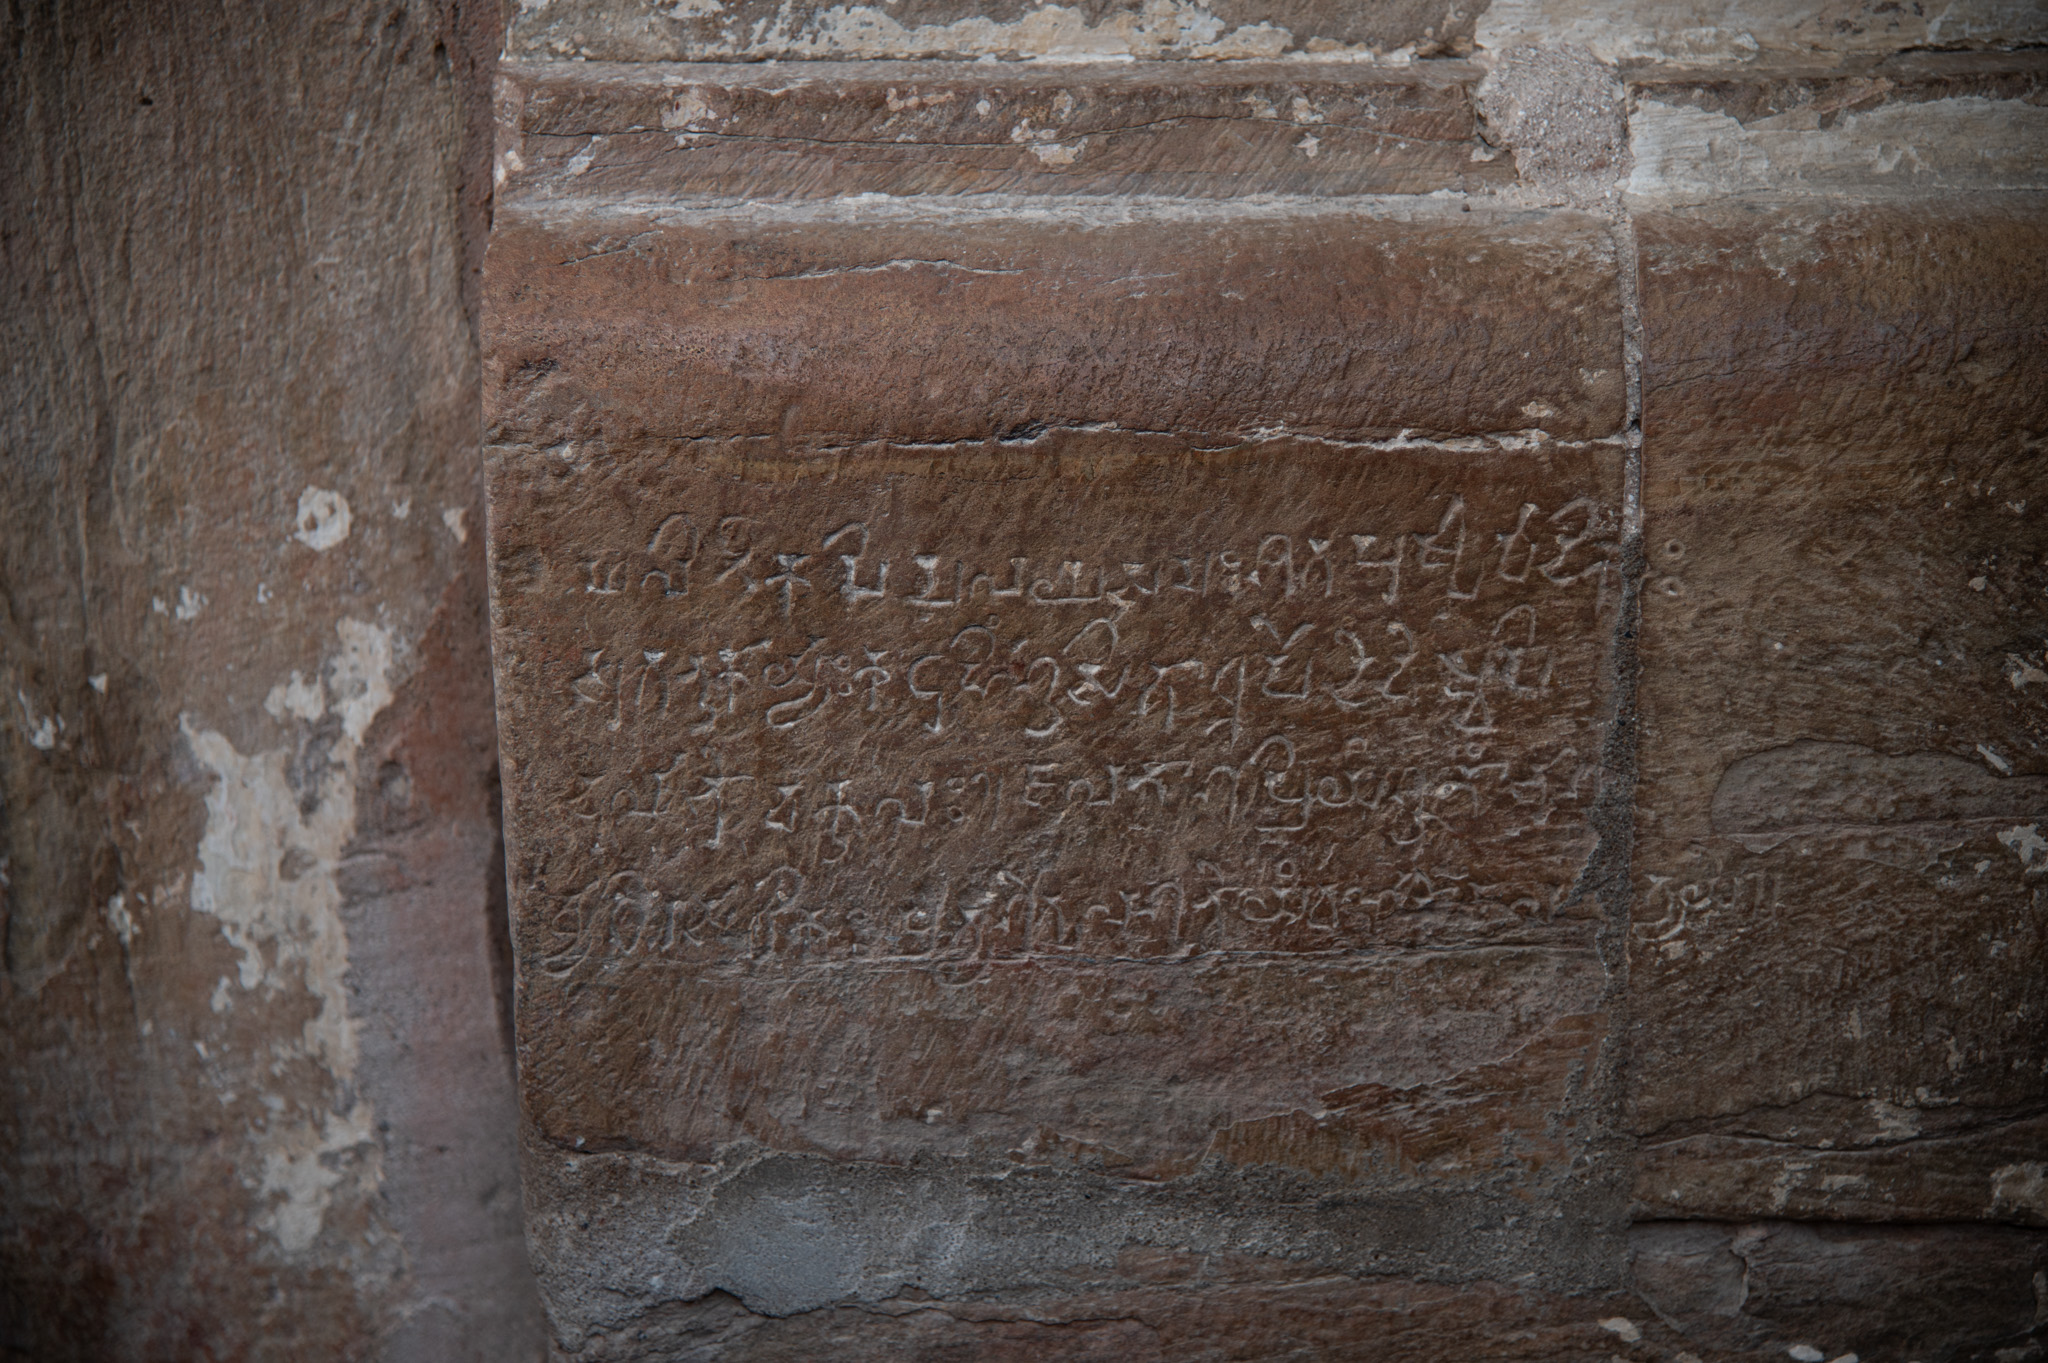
[484,2,2048,1360]
[2,2,2044,1360]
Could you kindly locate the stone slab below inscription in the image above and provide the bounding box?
[490,434,1626,1176]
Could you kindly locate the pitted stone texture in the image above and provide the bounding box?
[508,0,1481,63]
[496,60,1515,203]
[1629,199,2048,1222]
[484,203,1626,446]
[490,434,1625,1176]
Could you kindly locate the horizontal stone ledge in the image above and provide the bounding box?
[496,59,1514,202]
[1632,1115,2048,1225]
[484,202,1626,445]
[507,0,1481,65]
[1636,195,2048,453]
[1625,52,2048,202]
[1630,1219,2048,1360]
[1482,0,2048,68]
[522,1141,1629,1325]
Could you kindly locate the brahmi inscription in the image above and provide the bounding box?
[494,438,1626,977]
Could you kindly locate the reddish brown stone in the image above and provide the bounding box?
[483,203,1627,448]
[0,2,540,1358]
[490,435,1627,1173]
[1630,200,2048,1220]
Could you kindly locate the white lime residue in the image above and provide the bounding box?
[294,487,353,551]
[183,617,395,1252]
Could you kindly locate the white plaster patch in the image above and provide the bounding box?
[1999,824,2047,874]
[259,1107,377,1254]
[442,506,470,544]
[564,136,605,176]
[106,893,136,947]
[183,616,395,1253]
[1295,133,1320,159]
[16,690,56,751]
[89,673,108,693]
[264,671,326,724]
[2008,652,2048,691]
[663,90,715,131]
[294,487,352,552]
[174,585,207,621]
[1992,1162,2048,1220]
[1598,1317,1641,1342]
[1789,1347,1825,1363]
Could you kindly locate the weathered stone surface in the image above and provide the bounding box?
[0,1,541,1357]
[536,1229,1697,1362]
[485,202,1627,446]
[1635,1112,2048,1223]
[1625,52,2048,202]
[508,0,1481,63]
[1631,1220,2048,1360]
[486,164,1638,1343]
[1480,0,2048,66]
[490,434,1626,1173]
[496,60,1515,202]
[1629,200,2048,1221]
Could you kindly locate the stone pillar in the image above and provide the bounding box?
[1,3,543,1358]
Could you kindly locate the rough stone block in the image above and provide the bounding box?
[491,435,1626,1174]
[494,60,1516,202]
[1481,0,2048,66]
[1629,199,2048,1222]
[507,0,1482,62]
[1625,52,2048,202]
[485,186,1637,1334]
[484,202,1627,446]
[1630,1220,2048,1360]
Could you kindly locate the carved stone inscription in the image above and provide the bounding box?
[492,435,1625,1163]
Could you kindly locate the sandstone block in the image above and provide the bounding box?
[1631,1220,2048,1359]
[484,203,1627,447]
[490,434,1627,1177]
[1629,199,2048,1221]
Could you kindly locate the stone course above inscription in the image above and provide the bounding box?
[508,0,1483,62]
[486,201,1625,446]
